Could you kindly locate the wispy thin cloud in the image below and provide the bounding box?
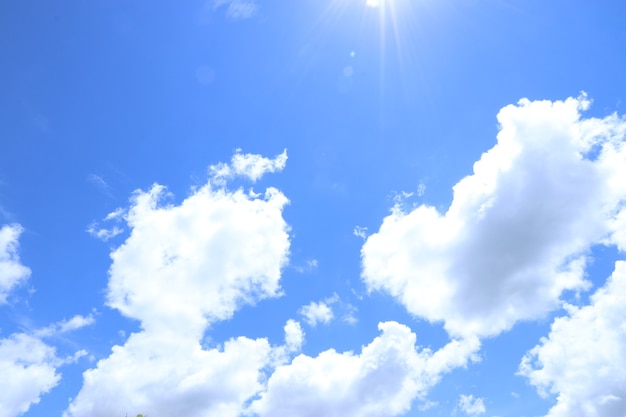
[353,226,368,240]
[213,0,259,20]
[86,223,123,242]
[299,293,358,326]
[87,207,126,241]
[87,174,114,198]
[34,314,95,338]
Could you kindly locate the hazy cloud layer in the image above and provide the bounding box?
[519,260,626,417]
[362,95,626,338]
[213,0,259,20]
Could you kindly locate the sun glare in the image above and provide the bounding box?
[313,0,426,99]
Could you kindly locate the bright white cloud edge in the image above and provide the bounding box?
[68,149,484,417]
[299,299,335,327]
[0,333,60,417]
[361,94,626,338]
[67,150,292,417]
[519,260,626,417]
[247,322,480,417]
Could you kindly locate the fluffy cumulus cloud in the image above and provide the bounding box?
[458,394,486,417]
[106,180,290,334]
[0,224,31,303]
[362,95,626,338]
[519,261,626,417]
[67,151,291,417]
[210,149,287,183]
[284,319,304,353]
[71,149,485,417]
[65,331,273,417]
[248,321,480,417]
[299,299,335,327]
[0,333,60,417]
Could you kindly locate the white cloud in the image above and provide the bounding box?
[86,223,123,242]
[519,260,626,417]
[0,333,60,417]
[299,300,335,327]
[87,208,126,241]
[106,180,290,334]
[284,319,304,353]
[458,394,486,417]
[300,294,359,327]
[59,315,95,332]
[353,226,368,239]
[0,224,31,304]
[64,331,273,417]
[67,152,291,416]
[0,229,78,417]
[361,95,626,338]
[210,149,287,183]
[0,314,93,417]
[247,321,480,417]
[34,314,95,338]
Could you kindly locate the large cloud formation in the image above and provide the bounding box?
[519,261,626,417]
[248,321,480,417]
[361,95,626,338]
[68,150,485,417]
[66,331,274,417]
[66,151,291,417]
[106,182,290,335]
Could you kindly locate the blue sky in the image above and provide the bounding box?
[1,1,626,416]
